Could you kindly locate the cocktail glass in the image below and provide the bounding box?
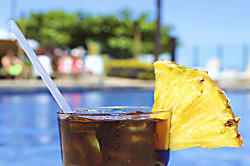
[57,106,171,166]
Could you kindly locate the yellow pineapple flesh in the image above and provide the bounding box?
[153,60,243,150]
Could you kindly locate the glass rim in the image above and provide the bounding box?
[57,106,170,117]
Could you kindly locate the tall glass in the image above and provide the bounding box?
[57,107,171,166]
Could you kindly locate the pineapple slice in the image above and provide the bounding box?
[153,60,243,150]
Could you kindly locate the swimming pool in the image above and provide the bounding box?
[0,89,249,166]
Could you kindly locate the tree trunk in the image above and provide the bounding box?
[134,27,141,59]
[216,45,223,70]
[169,37,177,62]
[154,0,161,61]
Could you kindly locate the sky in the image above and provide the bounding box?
[1,0,250,46]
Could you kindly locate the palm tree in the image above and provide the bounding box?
[154,0,161,61]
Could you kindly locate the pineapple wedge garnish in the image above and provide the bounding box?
[153,60,243,150]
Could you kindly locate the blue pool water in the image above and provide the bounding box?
[0,89,249,166]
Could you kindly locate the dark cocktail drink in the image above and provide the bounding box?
[57,107,171,166]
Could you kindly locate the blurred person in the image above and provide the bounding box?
[1,50,23,79]
[52,47,63,74]
[71,47,85,78]
[58,50,73,75]
[33,48,53,79]
[19,50,33,79]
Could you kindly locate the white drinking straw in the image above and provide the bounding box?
[8,20,72,113]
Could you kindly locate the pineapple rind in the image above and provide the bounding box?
[153,60,243,150]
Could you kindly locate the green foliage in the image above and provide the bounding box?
[107,59,154,80]
[17,9,175,59]
[87,41,101,55]
[17,11,78,46]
